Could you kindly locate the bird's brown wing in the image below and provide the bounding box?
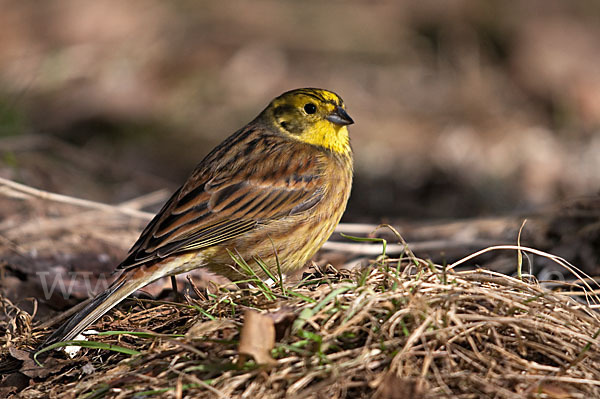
[117,143,324,270]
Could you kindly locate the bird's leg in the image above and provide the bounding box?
[170,275,182,301]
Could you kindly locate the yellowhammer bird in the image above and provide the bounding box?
[42,88,354,348]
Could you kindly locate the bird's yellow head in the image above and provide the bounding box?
[260,88,353,156]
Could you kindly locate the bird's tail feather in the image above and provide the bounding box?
[40,272,150,349]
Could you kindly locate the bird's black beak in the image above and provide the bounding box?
[326,106,354,126]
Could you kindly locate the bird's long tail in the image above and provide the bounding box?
[40,271,153,349]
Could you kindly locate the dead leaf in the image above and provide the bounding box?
[8,347,75,379]
[0,372,29,395]
[238,310,276,366]
[8,347,51,379]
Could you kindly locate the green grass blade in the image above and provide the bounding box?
[97,331,185,338]
[340,233,387,259]
[253,255,277,282]
[227,249,275,300]
[292,285,352,333]
[34,340,140,366]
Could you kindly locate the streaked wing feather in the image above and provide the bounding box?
[118,142,324,270]
[157,219,257,256]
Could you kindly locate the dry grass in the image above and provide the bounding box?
[2,258,600,398]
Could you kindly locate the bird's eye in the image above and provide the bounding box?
[303,103,317,114]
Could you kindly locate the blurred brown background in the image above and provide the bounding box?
[2,0,600,222]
